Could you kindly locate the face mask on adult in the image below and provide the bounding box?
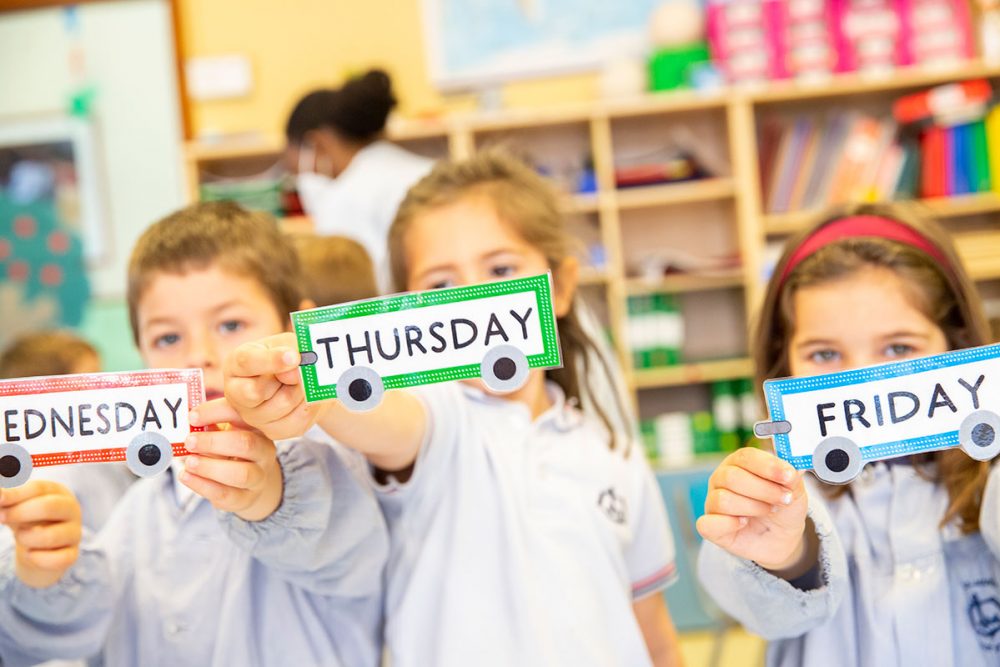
[295,144,339,231]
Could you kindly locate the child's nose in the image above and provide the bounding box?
[185,332,219,370]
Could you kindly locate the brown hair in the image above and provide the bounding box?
[127,201,303,343]
[286,69,396,145]
[389,149,629,449]
[754,202,991,533]
[0,331,99,379]
[292,234,378,307]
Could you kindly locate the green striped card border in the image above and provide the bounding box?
[293,274,561,402]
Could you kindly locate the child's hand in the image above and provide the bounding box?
[696,448,813,575]
[184,398,284,522]
[224,332,322,441]
[0,481,82,588]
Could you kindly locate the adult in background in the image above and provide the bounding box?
[287,69,433,293]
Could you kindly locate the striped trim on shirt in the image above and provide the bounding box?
[631,561,678,599]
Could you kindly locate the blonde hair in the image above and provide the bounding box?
[0,331,99,379]
[754,203,991,533]
[292,234,378,307]
[389,150,629,449]
[127,201,303,343]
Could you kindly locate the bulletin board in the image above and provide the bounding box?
[421,0,663,91]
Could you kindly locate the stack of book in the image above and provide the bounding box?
[760,80,1000,215]
[760,113,902,214]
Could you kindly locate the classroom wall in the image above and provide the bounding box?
[177,0,598,138]
[0,0,184,370]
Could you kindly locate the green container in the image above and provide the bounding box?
[200,178,283,217]
[691,411,718,454]
[640,420,659,463]
[648,43,711,91]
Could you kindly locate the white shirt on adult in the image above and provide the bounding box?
[298,140,434,293]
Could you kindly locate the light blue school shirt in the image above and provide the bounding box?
[699,461,1000,666]
[0,434,387,667]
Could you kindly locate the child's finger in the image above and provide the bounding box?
[719,447,798,487]
[2,494,79,527]
[189,397,246,429]
[257,395,322,441]
[712,465,795,507]
[0,480,70,509]
[248,383,306,424]
[185,429,273,464]
[696,514,747,543]
[14,521,81,551]
[704,488,774,518]
[22,545,79,572]
[183,456,265,491]
[226,334,299,378]
[178,469,250,512]
[226,375,282,410]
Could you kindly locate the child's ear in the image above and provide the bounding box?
[552,256,579,317]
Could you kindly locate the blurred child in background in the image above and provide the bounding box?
[292,233,378,307]
[0,331,134,532]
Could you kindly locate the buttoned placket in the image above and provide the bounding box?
[886,463,951,667]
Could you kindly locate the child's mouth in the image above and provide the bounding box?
[205,389,224,401]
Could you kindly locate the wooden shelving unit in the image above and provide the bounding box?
[183,59,1000,416]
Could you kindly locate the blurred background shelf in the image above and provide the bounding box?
[625,271,744,295]
[631,358,754,389]
[616,178,736,210]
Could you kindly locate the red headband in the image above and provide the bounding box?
[779,215,951,285]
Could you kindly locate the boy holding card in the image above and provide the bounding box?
[0,202,387,666]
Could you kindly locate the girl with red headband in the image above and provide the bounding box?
[697,204,1000,665]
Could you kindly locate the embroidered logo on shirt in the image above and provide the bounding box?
[964,577,1000,653]
[597,487,627,524]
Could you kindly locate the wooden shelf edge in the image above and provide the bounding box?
[631,358,754,389]
[750,60,1000,104]
[625,272,745,295]
[617,178,735,210]
[578,269,611,286]
[763,191,1000,235]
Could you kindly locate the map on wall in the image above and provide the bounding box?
[422,0,662,90]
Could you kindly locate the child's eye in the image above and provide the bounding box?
[490,265,516,279]
[153,333,180,349]
[219,320,245,334]
[429,279,454,290]
[884,343,915,359]
[809,349,840,364]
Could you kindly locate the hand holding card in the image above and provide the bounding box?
[182,398,284,522]
[696,447,816,577]
[224,332,322,442]
[0,480,82,588]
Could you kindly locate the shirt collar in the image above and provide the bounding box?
[460,380,583,432]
